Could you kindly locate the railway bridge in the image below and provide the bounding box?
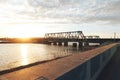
[44,31,88,47]
[44,31,120,47]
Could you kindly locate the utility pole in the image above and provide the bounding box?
[114,32,116,39]
[114,32,116,42]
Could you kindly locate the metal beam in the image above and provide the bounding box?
[44,31,86,42]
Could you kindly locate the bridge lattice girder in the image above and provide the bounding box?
[44,31,86,42]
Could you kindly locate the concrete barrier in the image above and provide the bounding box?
[56,44,118,80]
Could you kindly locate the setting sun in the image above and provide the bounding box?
[19,38,31,42]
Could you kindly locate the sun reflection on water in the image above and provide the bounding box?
[21,44,28,65]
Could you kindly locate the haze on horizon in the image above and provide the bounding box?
[0,0,120,38]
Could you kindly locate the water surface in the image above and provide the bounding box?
[0,43,82,71]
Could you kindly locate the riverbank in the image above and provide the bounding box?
[0,43,117,80]
[0,45,97,75]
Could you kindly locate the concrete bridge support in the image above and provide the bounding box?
[79,42,83,47]
[53,42,57,45]
[47,42,52,45]
[64,42,68,46]
[73,43,77,47]
[84,42,89,46]
[58,42,62,46]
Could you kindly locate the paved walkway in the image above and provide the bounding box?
[97,46,120,80]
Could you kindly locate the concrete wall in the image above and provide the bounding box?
[56,44,118,80]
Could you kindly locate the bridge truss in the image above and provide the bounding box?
[44,31,86,42]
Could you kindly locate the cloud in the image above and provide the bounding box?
[0,0,120,25]
[82,0,120,24]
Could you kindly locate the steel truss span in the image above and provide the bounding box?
[44,31,86,40]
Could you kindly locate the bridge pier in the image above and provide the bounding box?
[79,42,83,47]
[73,43,77,47]
[47,42,52,45]
[53,42,57,45]
[58,42,62,46]
[84,42,89,46]
[64,42,68,46]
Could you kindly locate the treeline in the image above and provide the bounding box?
[0,38,45,43]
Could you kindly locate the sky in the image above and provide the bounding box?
[0,0,120,38]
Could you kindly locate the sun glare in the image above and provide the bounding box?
[19,37,31,42]
[21,44,28,65]
[5,24,48,38]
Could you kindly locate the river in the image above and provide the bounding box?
[0,43,84,71]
